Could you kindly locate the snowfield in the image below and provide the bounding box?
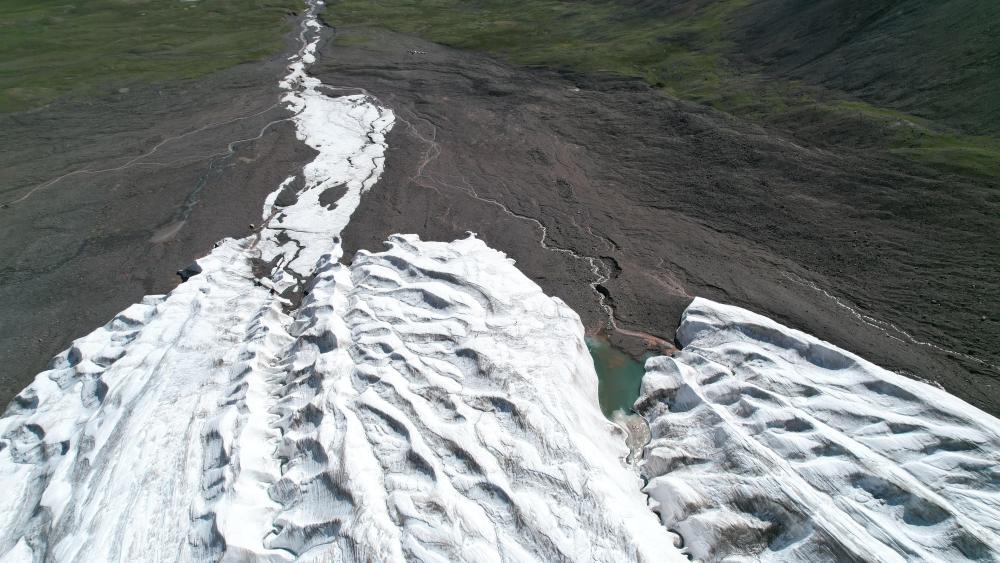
[638,298,1000,562]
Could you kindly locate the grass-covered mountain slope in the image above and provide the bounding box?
[735,0,1000,137]
[326,0,1000,178]
[0,0,298,113]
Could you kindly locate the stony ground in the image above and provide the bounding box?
[329,28,1000,415]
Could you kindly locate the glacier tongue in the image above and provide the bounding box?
[259,233,681,560]
[0,234,683,561]
[0,2,682,558]
[638,297,1000,562]
[11,0,1000,558]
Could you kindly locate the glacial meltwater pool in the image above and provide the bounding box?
[587,335,648,418]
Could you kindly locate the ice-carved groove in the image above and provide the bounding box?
[638,297,1000,562]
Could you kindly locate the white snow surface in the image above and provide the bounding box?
[0,3,682,561]
[0,234,681,562]
[638,297,1000,562]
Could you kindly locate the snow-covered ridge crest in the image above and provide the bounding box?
[0,240,288,561]
[638,297,1000,562]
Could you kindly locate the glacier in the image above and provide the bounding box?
[638,298,1000,562]
[2,0,1000,560]
[0,232,683,561]
[0,1,683,561]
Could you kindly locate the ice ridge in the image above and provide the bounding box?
[638,297,1000,562]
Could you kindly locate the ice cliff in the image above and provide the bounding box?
[638,297,1000,562]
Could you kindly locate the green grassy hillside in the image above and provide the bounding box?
[0,0,299,113]
[325,0,1000,178]
[736,0,1000,137]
